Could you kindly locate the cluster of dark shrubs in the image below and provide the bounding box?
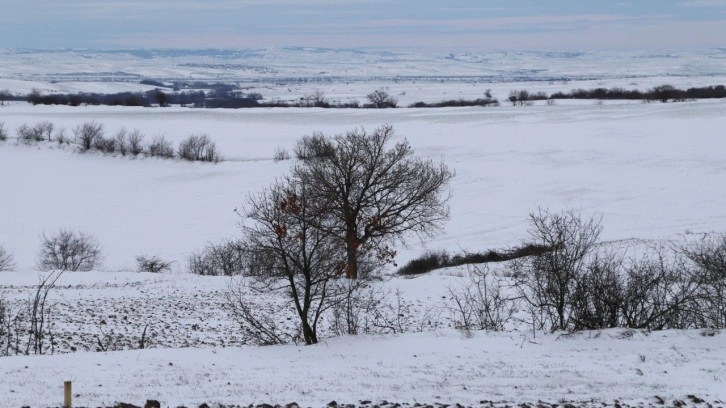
[6,120,222,163]
[511,84,726,104]
[397,244,552,276]
[508,89,549,106]
[409,96,499,108]
[25,88,206,107]
[20,86,403,110]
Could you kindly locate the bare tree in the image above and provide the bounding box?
[0,245,16,271]
[37,229,102,271]
[235,176,346,344]
[366,88,398,108]
[294,124,453,279]
[0,122,8,141]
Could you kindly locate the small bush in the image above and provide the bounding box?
[0,122,8,141]
[0,245,16,271]
[127,129,145,156]
[147,135,174,159]
[448,265,517,332]
[93,135,116,154]
[273,147,290,162]
[136,255,173,273]
[115,129,128,156]
[37,229,102,271]
[74,121,104,151]
[178,134,220,162]
[54,128,69,145]
[188,240,245,276]
[293,132,334,160]
[17,123,44,142]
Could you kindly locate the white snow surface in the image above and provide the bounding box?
[1,322,724,407]
[2,100,726,271]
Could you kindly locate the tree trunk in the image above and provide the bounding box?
[345,231,359,279]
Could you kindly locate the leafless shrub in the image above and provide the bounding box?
[569,250,624,330]
[147,135,174,158]
[0,297,8,354]
[302,89,329,107]
[0,297,22,356]
[0,245,16,271]
[93,135,116,154]
[17,123,44,142]
[273,146,290,162]
[188,239,245,276]
[37,229,102,271]
[95,323,151,352]
[36,121,54,142]
[329,279,382,336]
[127,129,145,156]
[293,132,333,160]
[74,121,104,151]
[0,122,9,141]
[512,208,603,331]
[620,248,700,330]
[25,271,63,355]
[225,278,300,345]
[136,255,173,273]
[178,134,221,162]
[448,265,517,332]
[54,128,69,145]
[114,128,128,156]
[681,233,726,328]
[366,88,398,108]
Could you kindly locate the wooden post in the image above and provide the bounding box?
[63,381,72,408]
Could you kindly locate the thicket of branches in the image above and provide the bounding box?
[442,209,726,334]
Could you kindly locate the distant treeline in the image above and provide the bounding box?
[7,83,726,110]
[511,84,726,105]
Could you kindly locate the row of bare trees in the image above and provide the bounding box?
[225,124,453,344]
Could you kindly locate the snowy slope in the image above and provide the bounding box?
[2,100,726,271]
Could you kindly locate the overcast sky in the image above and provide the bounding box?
[1,0,726,51]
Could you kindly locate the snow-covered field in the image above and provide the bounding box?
[1,48,726,407]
